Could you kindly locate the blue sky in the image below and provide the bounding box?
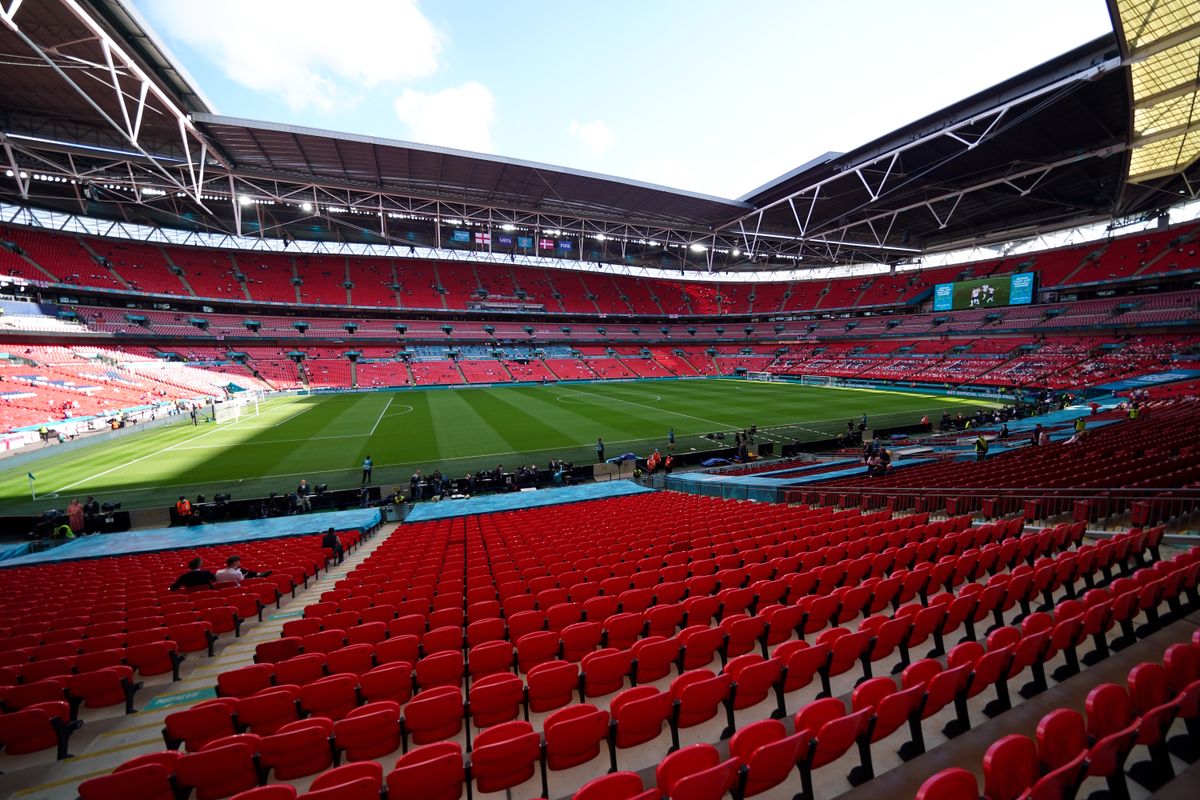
[134,0,1114,199]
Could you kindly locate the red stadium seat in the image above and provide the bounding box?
[468,672,524,729]
[982,734,1040,800]
[655,743,740,800]
[235,687,302,735]
[258,718,335,779]
[217,664,275,699]
[163,700,238,751]
[332,702,402,762]
[469,720,541,794]
[0,700,80,758]
[299,674,360,721]
[401,685,464,747]
[729,719,808,798]
[386,741,464,800]
[174,741,261,800]
[574,771,660,800]
[916,768,979,800]
[79,762,177,800]
[543,704,609,774]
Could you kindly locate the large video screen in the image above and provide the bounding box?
[932,272,1035,312]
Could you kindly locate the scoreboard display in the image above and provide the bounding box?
[932,272,1035,311]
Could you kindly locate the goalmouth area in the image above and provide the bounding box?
[0,379,1004,515]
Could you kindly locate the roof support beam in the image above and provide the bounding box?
[797,144,1125,244]
[1,138,28,199]
[1124,20,1200,60]
[0,0,226,211]
[854,152,900,200]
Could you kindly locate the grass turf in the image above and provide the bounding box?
[0,380,1001,514]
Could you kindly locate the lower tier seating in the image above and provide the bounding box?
[66,484,1200,800]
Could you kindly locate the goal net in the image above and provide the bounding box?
[746,371,781,383]
[213,391,263,423]
[799,374,838,387]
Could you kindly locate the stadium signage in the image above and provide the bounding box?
[932,272,1036,311]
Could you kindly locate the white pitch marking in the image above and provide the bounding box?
[50,396,305,493]
[553,384,736,430]
[368,395,395,436]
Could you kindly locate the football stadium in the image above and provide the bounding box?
[0,1,1198,799]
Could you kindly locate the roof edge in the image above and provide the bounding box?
[194,113,752,213]
[85,0,217,114]
[740,33,1122,207]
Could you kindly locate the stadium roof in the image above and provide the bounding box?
[0,0,1198,273]
[192,115,749,229]
[1108,0,1200,182]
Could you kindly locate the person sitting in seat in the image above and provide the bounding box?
[169,558,216,591]
[321,528,345,565]
[214,555,272,585]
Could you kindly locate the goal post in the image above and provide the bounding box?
[213,390,263,423]
[745,371,781,383]
[799,374,838,387]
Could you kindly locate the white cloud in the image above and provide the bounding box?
[393,82,495,152]
[140,0,442,113]
[567,120,615,157]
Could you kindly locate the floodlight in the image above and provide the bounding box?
[301,202,313,212]
[689,243,706,253]
[238,195,252,206]
[732,248,741,257]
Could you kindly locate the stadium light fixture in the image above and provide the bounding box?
[689,243,706,252]
[732,249,741,257]
[238,195,252,206]
[500,224,516,231]
[301,202,313,212]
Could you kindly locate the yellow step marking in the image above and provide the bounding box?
[97,718,170,737]
[67,736,162,762]
[13,767,113,796]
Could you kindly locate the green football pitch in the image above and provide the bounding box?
[0,380,1001,514]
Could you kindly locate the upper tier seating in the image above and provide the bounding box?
[7,215,1199,316]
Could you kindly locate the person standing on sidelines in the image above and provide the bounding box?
[668,428,675,450]
[596,438,605,462]
[361,455,373,484]
[67,498,85,536]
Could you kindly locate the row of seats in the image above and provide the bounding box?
[917,627,1200,800]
